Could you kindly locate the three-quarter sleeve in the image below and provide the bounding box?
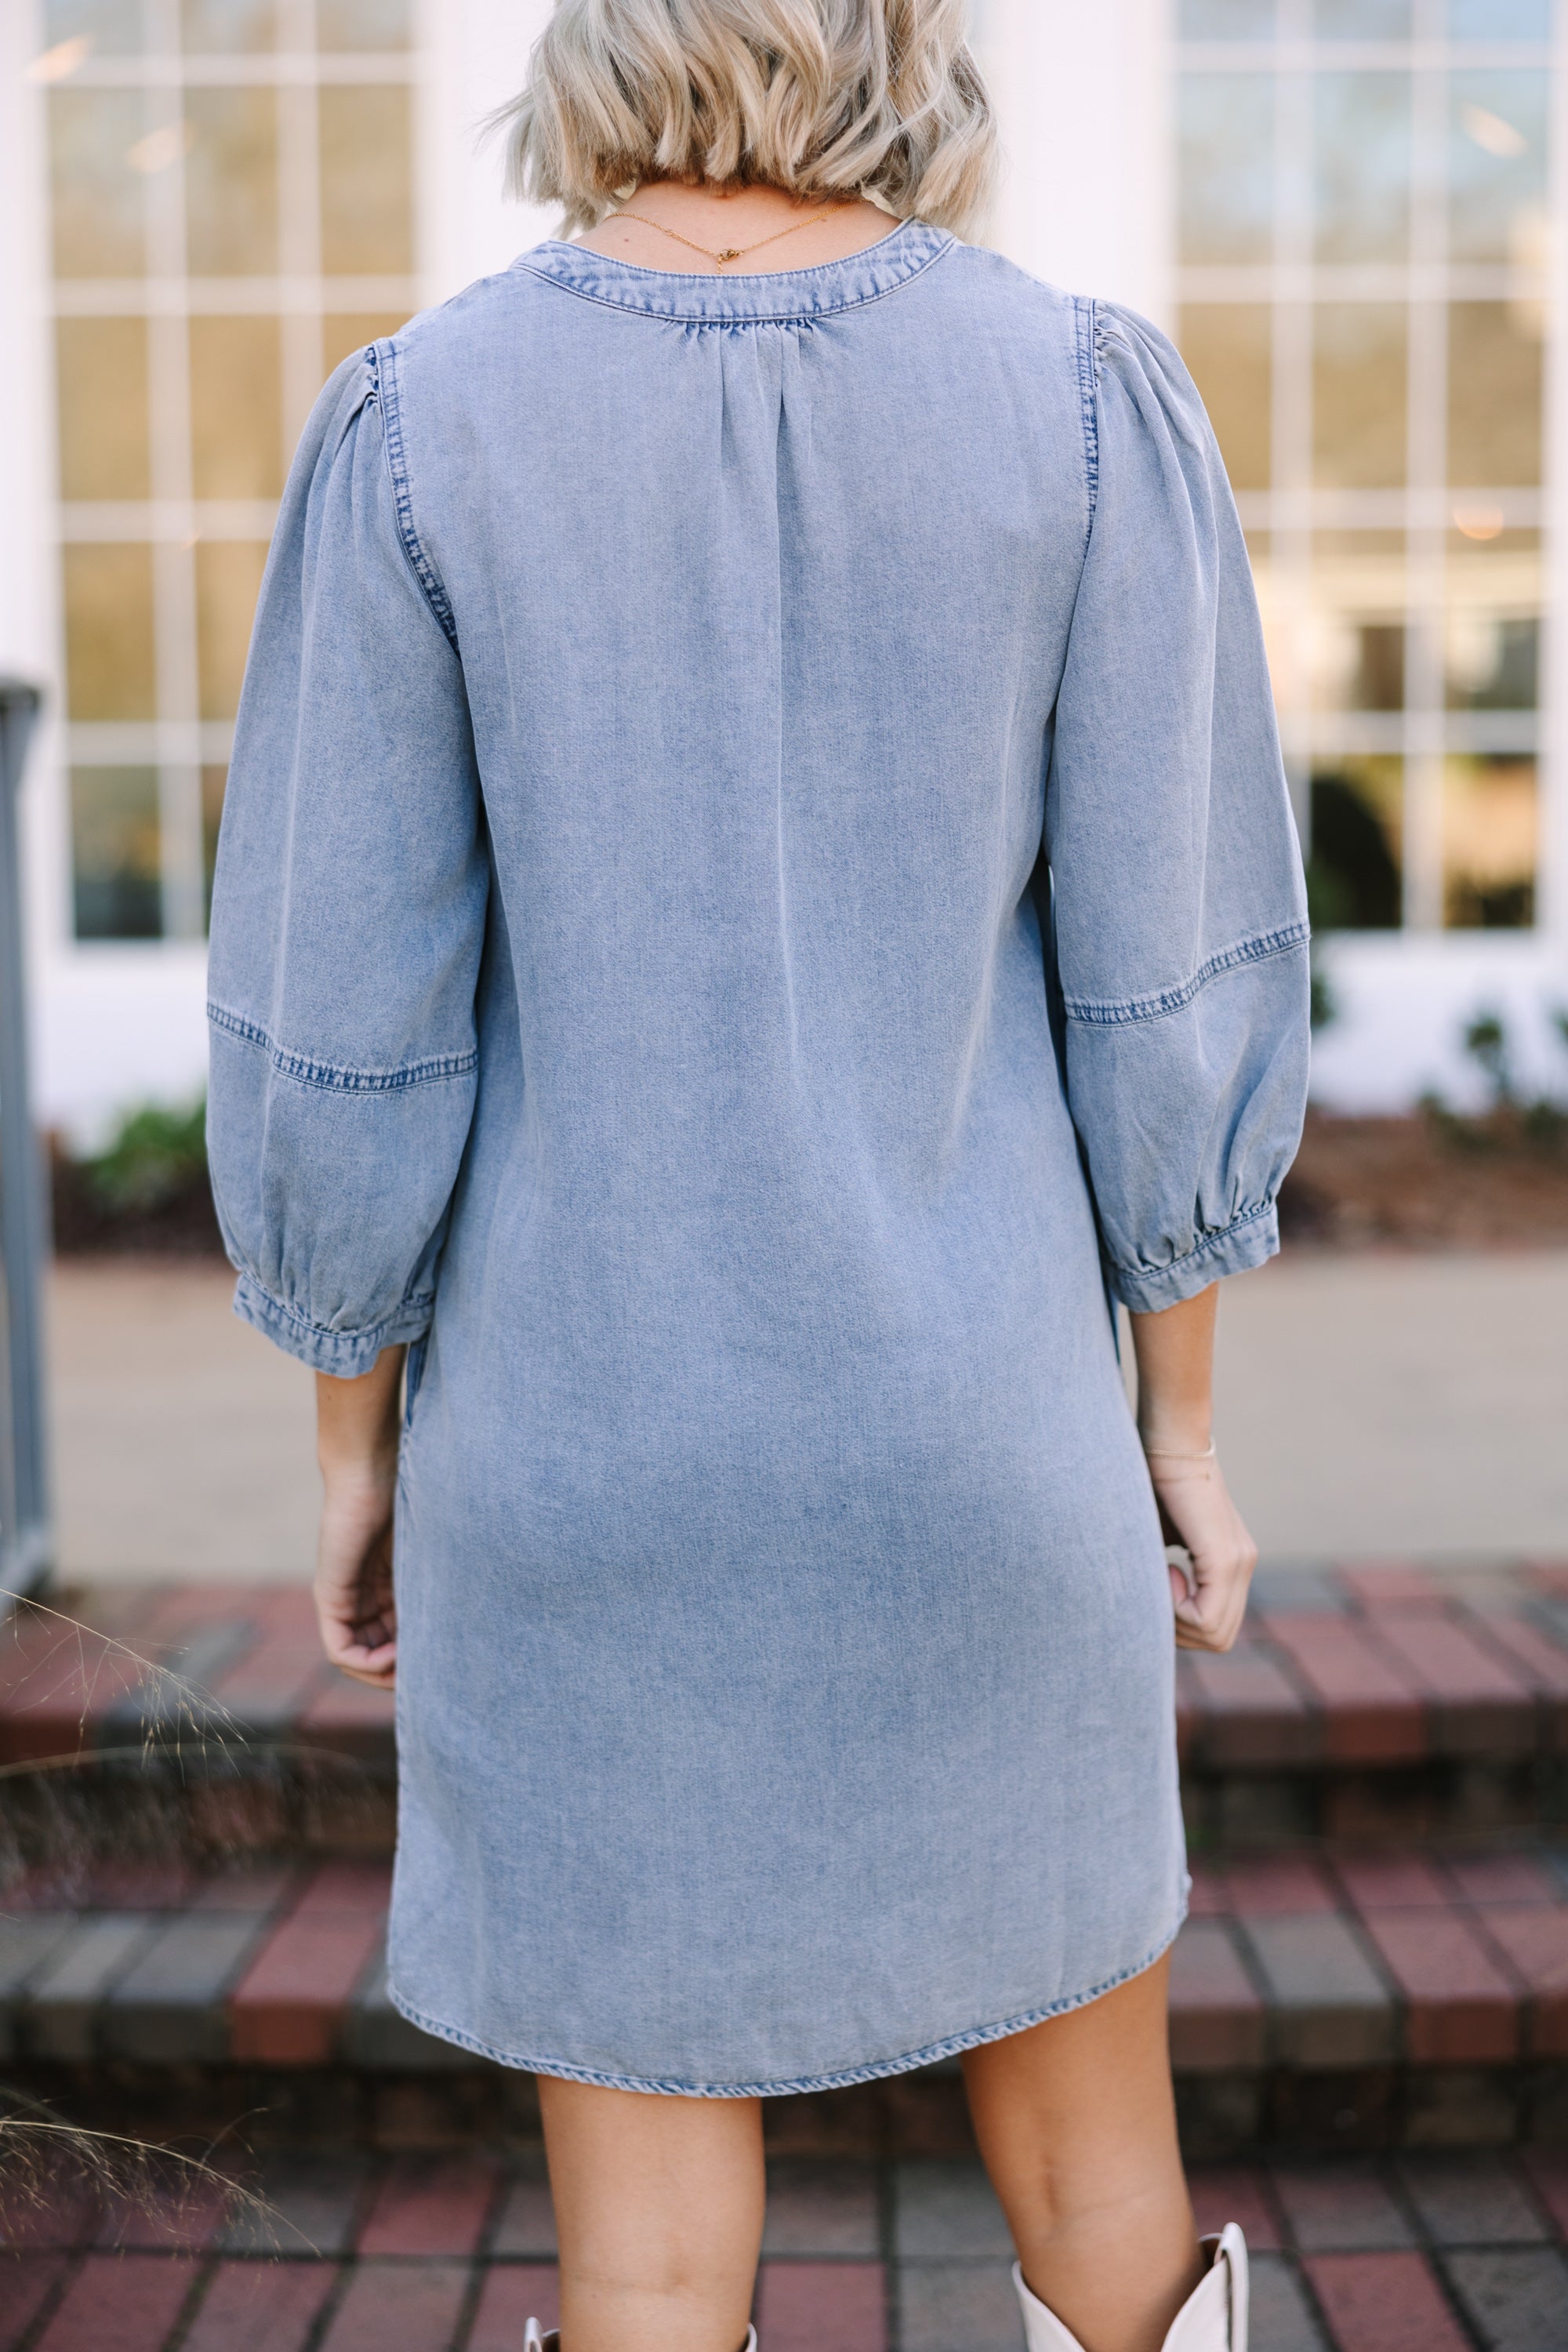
[1047,303,1310,1315]
[205,349,488,1375]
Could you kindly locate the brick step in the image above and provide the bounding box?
[4,1846,1568,2158]
[5,1563,1568,1872]
[7,2151,1568,2352]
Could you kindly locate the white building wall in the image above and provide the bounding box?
[6,0,1566,1131]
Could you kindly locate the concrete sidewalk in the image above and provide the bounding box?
[39,1249,1568,1584]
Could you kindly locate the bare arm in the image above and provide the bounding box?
[1129,1287,1256,1653]
[314,1346,405,1686]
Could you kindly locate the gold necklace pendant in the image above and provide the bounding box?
[715,248,742,263]
[612,206,843,270]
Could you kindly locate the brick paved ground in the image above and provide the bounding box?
[5,2153,1568,2351]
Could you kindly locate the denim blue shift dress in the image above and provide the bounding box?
[206,221,1310,2095]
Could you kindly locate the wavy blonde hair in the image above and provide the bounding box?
[496,0,996,238]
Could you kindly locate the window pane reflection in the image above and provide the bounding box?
[1448,0,1550,37]
[64,545,156,720]
[1309,535,1406,712]
[1443,758,1536,928]
[1315,0,1410,40]
[1178,78,1273,264]
[321,87,414,273]
[190,318,284,497]
[71,768,162,939]
[1309,760,1403,931]
[196,543,269,720]
[1178,306,1271,489]
[1446,528,1540,710]
[1449,303,1541,486]
[49,90,144,278]
[44,1,142,53]
[180,0,278,50]
[318,0,412,49]
[1314,305,1406,488]
[1449,73,1548,268]
[185,89,279,275]
[1315,75,1409,264]
[56,318,149,499]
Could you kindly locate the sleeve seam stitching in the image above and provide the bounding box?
[1063,921,1309,1028]
[368,339,461,654]
[208,1001,477,1093]
[1075,295,1100,536]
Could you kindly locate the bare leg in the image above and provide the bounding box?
[539,2076,765,2352]
[961,1955,1201,2352]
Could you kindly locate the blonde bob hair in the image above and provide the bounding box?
[496,0,996,239]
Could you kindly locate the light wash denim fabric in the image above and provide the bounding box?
[207,221,1308,2095]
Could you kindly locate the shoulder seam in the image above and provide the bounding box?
[367,339,460,653]
[208,1001,478,1093]
[1062,921,1310,1027]
[1073,296,1100,534]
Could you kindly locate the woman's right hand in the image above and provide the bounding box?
[1146,1450,1257,1653]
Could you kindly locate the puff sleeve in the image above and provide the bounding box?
[1047,304,1311,1314]
[205,348,488,1375]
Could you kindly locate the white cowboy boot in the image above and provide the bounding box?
[1013,2224,1247,2352]
[524,2324,759,2352]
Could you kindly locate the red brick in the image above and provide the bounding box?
[357,2158,501,2257]
[1523,1560,1568,1598]
[1220,1856,1339,1916]
[298,1677,397,1760]
[228,1898,386,2064]
[1262,1616,1425,1761]
[1359,1911,1520,2063]
[1475,1907,1568,2055]
[1369,1614,1535,1755]
[757,2261,887,2352]
[317,2258,469,2352]
[180,2259,337,2352]
[1335,1563,1449,1612]
[1168,1920,1265,2071]
[209,1634,328,1725]
[0,1616,143,1764]
[1185,2166,1282,2251]
[468,2265,560,2352]
[1517,2147,1568,2238]
[1182,1647,1317,1767]
[1465,1611,1568,1734]
[0,2253,71,2352]
[292,1861,393,1918]
[95,2174,234,2252]
[1334,1853,1450,1915]
[1186,1861,1229,1918]
[34,2252,198,2352]
[1305,2252,1471,2351]
[1443,1853,1559,1907]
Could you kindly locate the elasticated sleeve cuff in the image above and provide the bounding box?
[232,1271,434,1377]
[1106,1201,1279,1316]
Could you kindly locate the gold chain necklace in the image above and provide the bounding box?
[611,205,842,267]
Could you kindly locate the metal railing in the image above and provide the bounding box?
[0,680,51,1603]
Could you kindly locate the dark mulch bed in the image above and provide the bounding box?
[49,1144,224,1258]
[46,1118,1568,1259]
[1279,1109,1568,1250]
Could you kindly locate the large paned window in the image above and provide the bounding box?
[34,0,419,942]
[1176,0,1553,931]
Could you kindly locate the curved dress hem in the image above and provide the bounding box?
[383,1901,1188,2099]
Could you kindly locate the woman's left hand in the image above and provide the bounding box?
[1145,1451,1257,1653]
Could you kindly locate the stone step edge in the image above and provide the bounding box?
[4,1846,1568,2082]
[6,1562,1568,1783]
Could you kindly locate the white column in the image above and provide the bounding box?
[423,0,558,303]
[974,0,1174,324]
